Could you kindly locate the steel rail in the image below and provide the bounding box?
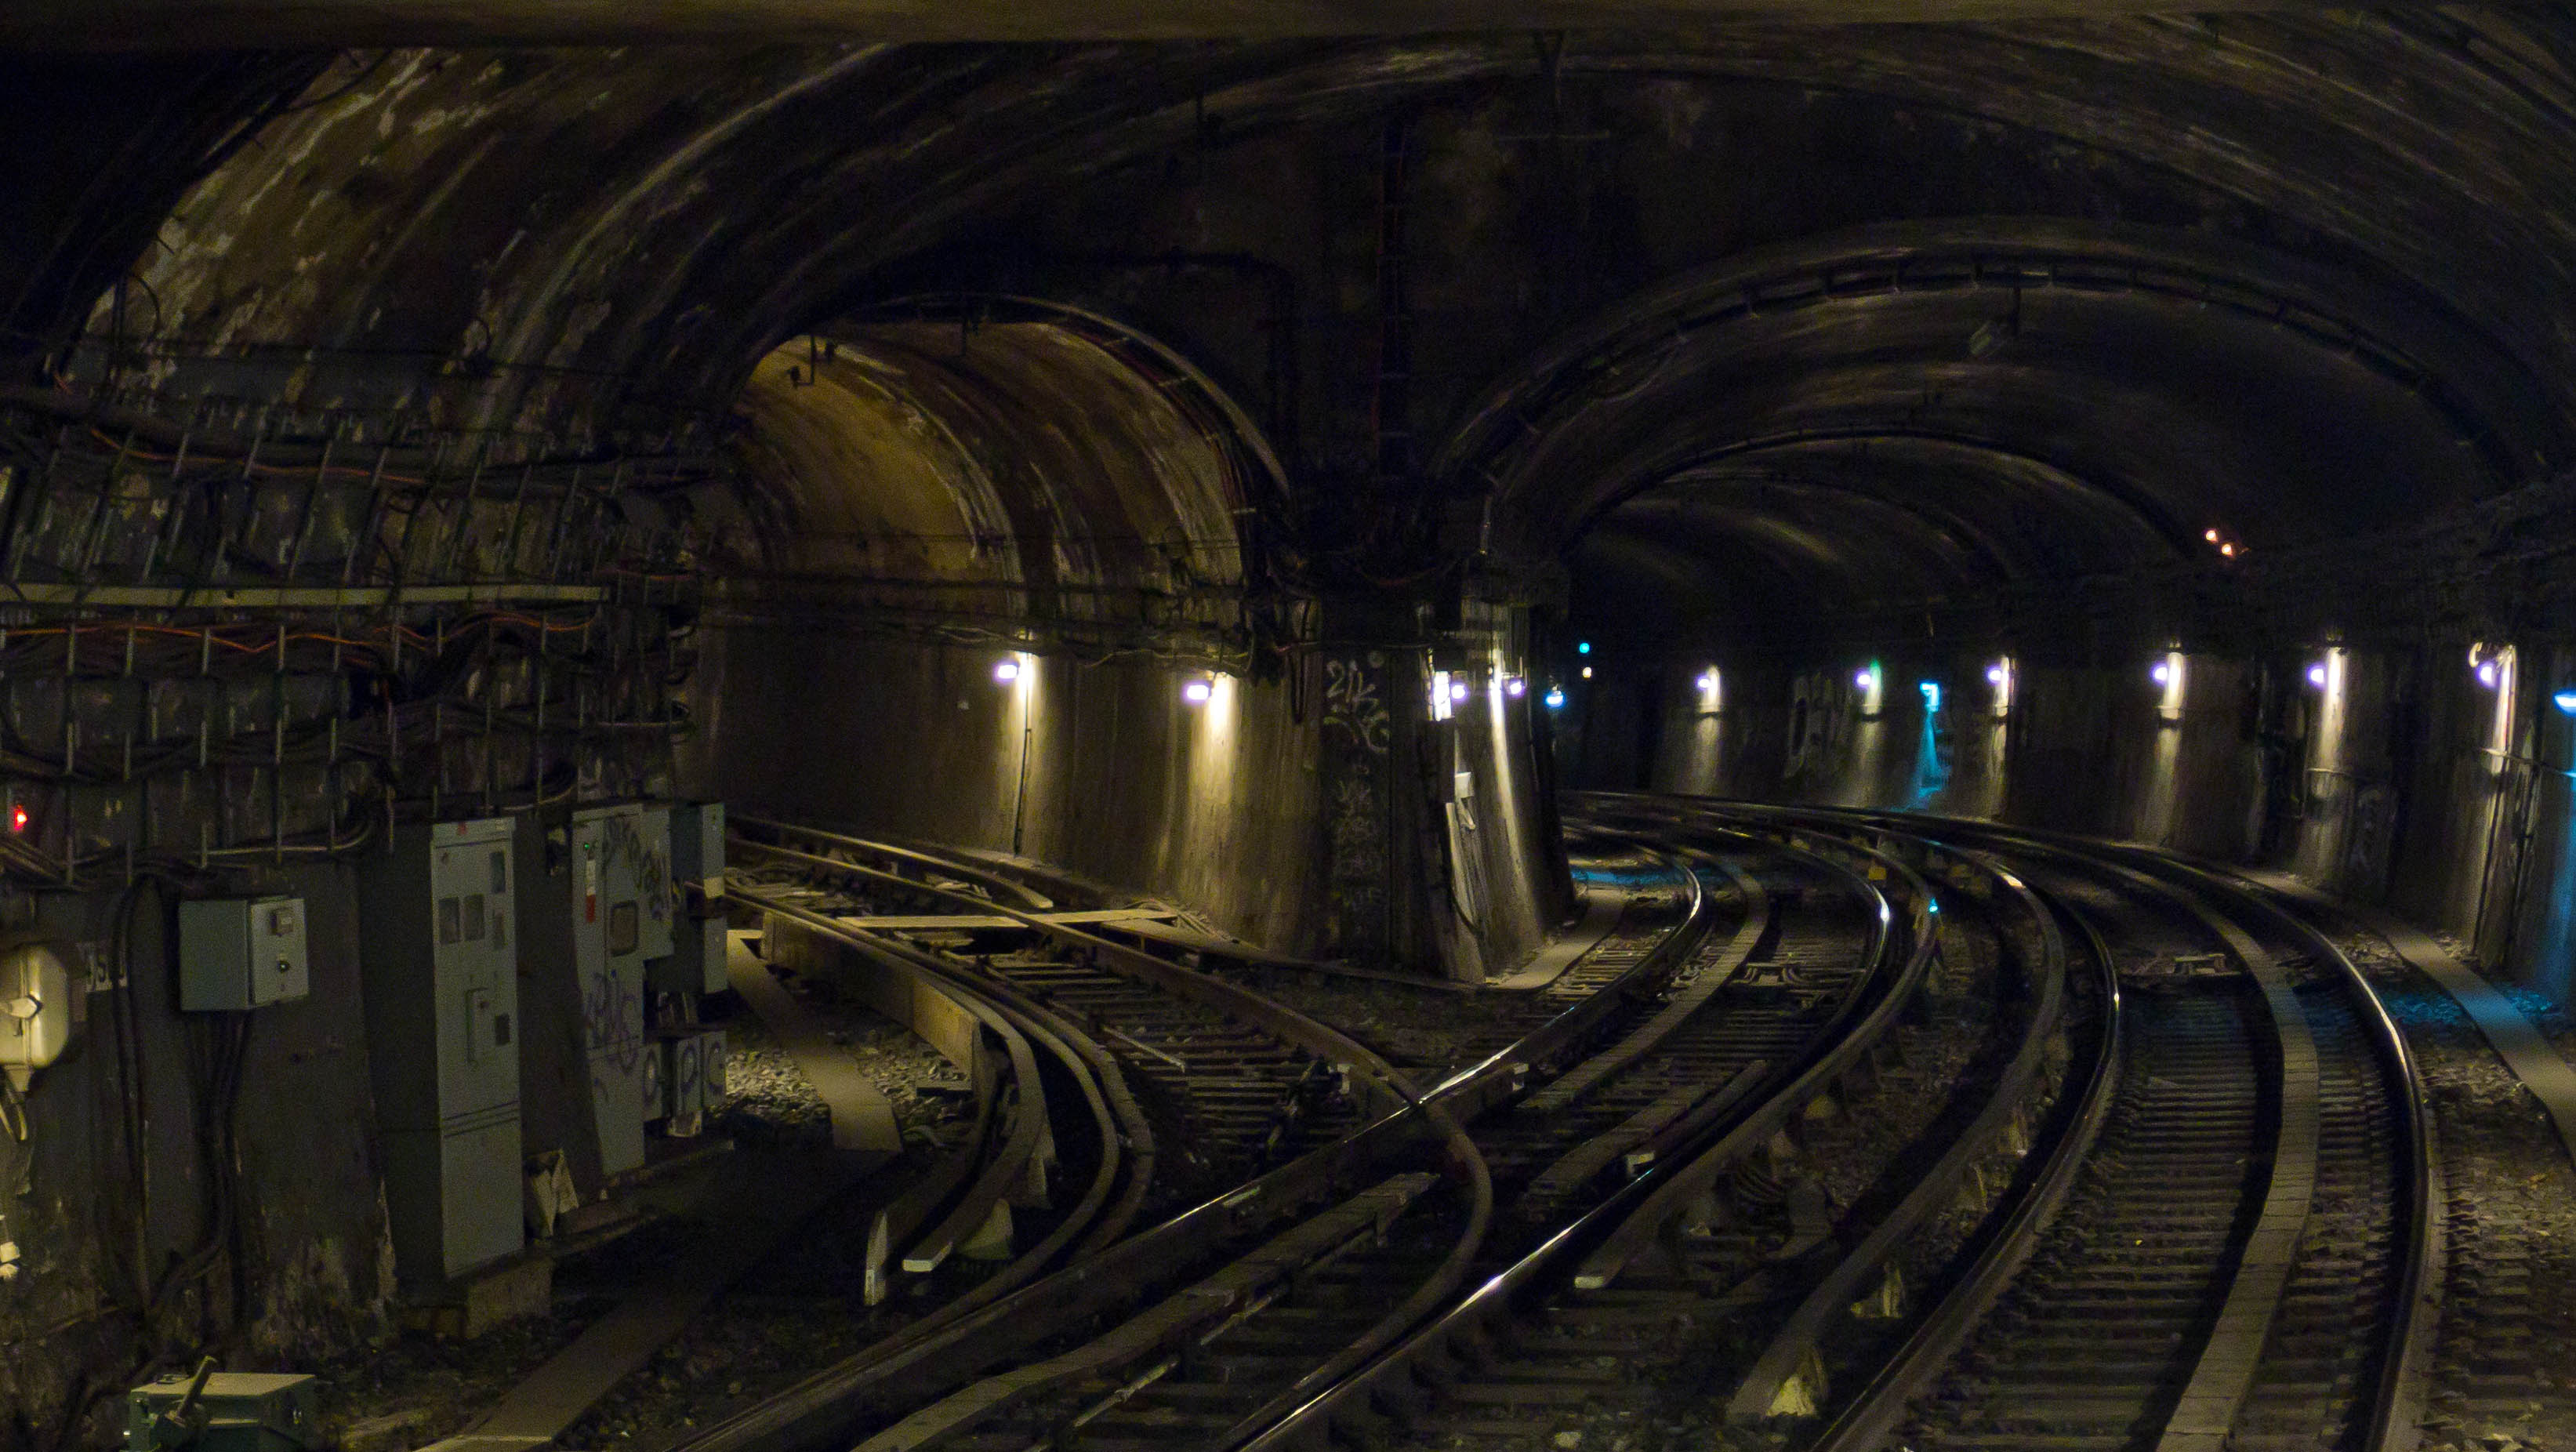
[1696,804,2318,1448]
[1565,820,1926,1291]
[1700,800,2436,1452]
[1238,824,1917,1452]
[746,891,1060,1281]
[675,829,1490,1452]
[733,813,1056,910]
[760,892,1156,1307]
[1719,836,2079,1423]
[1806,883,2127,1452]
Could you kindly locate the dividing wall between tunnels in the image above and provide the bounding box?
[1618,637,2576,1001]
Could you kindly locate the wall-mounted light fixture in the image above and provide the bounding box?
[1544,687,1566,710]
[2306,661,2328,689]
[1984,658,2015,717]
[2153,650,2187,721]
[2554,689,2576,716]
[1853,662,1885,717]
[1695,669,1722,714]
[1504,676,1528,699]
[992,658,1022,684]
[1181,677,1214,706]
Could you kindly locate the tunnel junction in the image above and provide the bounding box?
[2,12,2576,1452]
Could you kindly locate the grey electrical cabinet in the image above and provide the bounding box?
[667,800,724,896]
[357,817,524,1283]
[649,801,729,996]
[517,803,669,1196]
[649,915,730,996]
[178,896,310,1010]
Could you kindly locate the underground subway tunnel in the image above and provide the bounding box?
[3,7,2576,1451]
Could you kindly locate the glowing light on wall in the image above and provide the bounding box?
[1920,681,1943,712]
[2306,661,2328,689]
[1576,641,1591,655]
[1853,662,1885,718]
[2153,651,2187,721]
[1429,670,1454,721]
[1695,669,1722,714]
[1504,677,1527,699]
[1984,657,2015,717]
[7,804,23,833]
[992,657,1022,684]
[1181,677,1214,706]
[1449,679,1470,703]
[1544,687,1566,710]
[1580,666,1593,680]
[2555,689,2576,716]
[2478,659,2501,689]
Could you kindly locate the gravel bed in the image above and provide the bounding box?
[1226,971,1547,1080]
[2328,926,2576,1452]
[313,975,977,1452]
[714,970,976,1151]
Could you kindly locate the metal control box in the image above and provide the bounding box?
[125,1371,317,1451]
[357,818,524,1281]
[658,1028,727,1118]
[648,913,731,997]
[178,898,310,1010]
[518,803,667,1194]
[668,800,724,896]
[648,801,728,996]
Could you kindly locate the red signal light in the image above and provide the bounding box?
[8,805,26,833]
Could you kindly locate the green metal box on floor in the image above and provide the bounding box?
[125,1371,316,1450]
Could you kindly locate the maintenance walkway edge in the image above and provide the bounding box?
[2243,870,2576,1174]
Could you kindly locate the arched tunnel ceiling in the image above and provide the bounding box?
[1457,220,2544,630]
[0,1,2429,48]
[26,16,2576,640]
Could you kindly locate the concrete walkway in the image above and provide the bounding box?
[2250,872,2576,1173]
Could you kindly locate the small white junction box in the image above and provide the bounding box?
[180,897,310,1010]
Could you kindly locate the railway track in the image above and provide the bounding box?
[1659,802,2436,1452]
[797,822,1930,1452]
[460,799,2447,1452]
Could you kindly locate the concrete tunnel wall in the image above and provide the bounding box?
[688,623,1568,976]
[695,323,1564,974]
[1617,637,2576,996]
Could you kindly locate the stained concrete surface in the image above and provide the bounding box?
[9,0,2361,49]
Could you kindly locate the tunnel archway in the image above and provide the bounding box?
[717,296,1283,661]
[1447,218,2567,650]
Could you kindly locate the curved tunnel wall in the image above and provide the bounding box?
[697,311,1562,967]
[1613,635,2575,999]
